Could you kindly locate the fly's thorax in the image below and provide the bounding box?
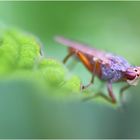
[100,64,124,82]
[100,54,131,82]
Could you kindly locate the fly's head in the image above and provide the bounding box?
[125,67,140,86]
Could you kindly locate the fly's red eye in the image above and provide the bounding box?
[125,70,136,80]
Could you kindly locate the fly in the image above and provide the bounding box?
[55,36,140,104]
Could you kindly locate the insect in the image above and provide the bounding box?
[55,36,140,104]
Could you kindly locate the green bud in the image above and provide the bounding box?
[8,29,41,69]
[42,66,65,86]
[39,58,65,69]
[63,75,81,93]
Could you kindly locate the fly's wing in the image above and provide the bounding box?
[55,36,109,64]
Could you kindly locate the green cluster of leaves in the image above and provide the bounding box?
[0,28,81,98]
[0,28,40,73]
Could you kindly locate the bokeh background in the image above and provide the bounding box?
[0,1,140,138]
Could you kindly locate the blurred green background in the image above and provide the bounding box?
[0,1,140,138]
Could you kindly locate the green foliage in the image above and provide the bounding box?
[63,75,81,93]
[7,29,41,69]
[38,58,66,86]
[0,28,81,98]
[0,28,41,74]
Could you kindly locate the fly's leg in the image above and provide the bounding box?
[107,82,117,104]
[81,73,94,90]
[63,51,79,71]
[119,85,130,105]
[64,50,97,91]
[82,83,104,101]
[63,52,74,64]
[120,85,130,98]
[82,92,116,104]
[90,84,129,105]
[83,83,130,106]
[83,83,117,104]
[80,57,98,90]
[82,83,117,105]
